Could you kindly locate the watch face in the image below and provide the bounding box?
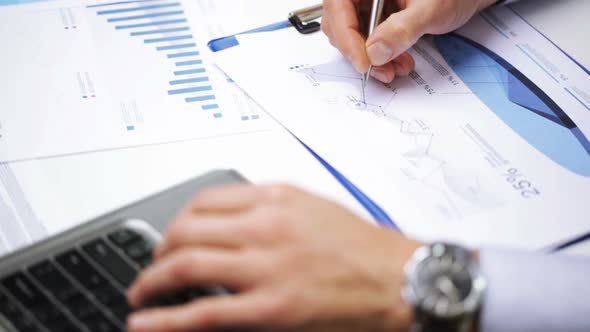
[404,244,486,319]
[415,255,473,315]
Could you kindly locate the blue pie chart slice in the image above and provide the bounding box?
[434,34,590,177]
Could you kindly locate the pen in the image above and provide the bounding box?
[362,0,385,104]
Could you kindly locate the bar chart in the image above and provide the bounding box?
[0,0,267,162]
[88,0,222,117]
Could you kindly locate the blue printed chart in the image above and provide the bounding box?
[434,34,590,177]
[88,0,222,117]
[0,0,266,161]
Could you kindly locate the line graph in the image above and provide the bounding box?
[296,58,503,220]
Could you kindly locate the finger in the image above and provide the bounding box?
[154,214,246,259]
[392,52,415,76]
[128,293,278,332]
[128,249,257,307]
[320,15,333,40]
[366,5,432,66]
[370,63,395,83]
[189,184,262,213]
[324,0,370,73]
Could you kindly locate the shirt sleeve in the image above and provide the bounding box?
[479,248,590,332]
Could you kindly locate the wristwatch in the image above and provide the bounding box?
[402,243,487,332]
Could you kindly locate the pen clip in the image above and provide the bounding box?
[289,4,323,34]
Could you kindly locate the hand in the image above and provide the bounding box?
[127,184,423,332]
[321,0,497,83]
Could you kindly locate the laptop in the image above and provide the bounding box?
[0,169,246,332]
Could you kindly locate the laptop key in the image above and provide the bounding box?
[46,319,82,332]
[83,312,120,332]
[56,249,109,290]
[91,284,126,306]
[122,239,154,262]
[11,314,41,332]
[0,296,42,332]
[68,295,101,321]
[1,272,50,308]
[108,229,141,247]
[0,292,23,321]
[29,260,66,288]
[111,302,132,323]
[30,303,65,324]
[29,260,82,303]
[83,239,138,287]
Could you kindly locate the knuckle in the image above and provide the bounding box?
[263,184,299,203]
[166,218,190,243]
[389,24,414,48]
[170,252,198,281]
[197,306,223,330]
[191,186,217,205]
[262,207,294,237]
[258,292,296,322]
[266,213,290,238]
[241,207,294,242]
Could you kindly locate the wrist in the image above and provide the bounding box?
[383,235,423,332]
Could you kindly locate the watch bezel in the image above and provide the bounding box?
[402,243,487,319]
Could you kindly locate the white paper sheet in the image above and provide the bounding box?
[0,0,295,162]
[0,0,365,257]
[215,6,590,249]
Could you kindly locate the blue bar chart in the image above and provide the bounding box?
[88,0,222,117]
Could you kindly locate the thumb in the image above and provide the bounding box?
[366,6,431,66]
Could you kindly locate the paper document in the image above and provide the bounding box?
[0,0,363,257]
[215,6,590,249]
[0,0,284,162]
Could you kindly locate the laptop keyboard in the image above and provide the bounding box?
[0,227,209,332]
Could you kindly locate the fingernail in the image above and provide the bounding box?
[128,314,153,331]
[371,69,389,83]
[367,42,393,66]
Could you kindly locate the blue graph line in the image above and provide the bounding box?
[107,10,184,23]
[115,18,187,29]
[130,26,189,36]
[156,43,195,51]
[97,3,179,15]
[170,77,209,85]
[186,95,216,103]
[167,51,199,58]
[88,0,161,8]
[173,68,206,75]
[203,104,219,110]
[168,86,212,95]
[144,34,193,43]
[175,60,202,66]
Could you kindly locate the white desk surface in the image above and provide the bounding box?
[512,0,590,256]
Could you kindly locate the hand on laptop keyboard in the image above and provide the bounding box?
[0,227,218,332]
